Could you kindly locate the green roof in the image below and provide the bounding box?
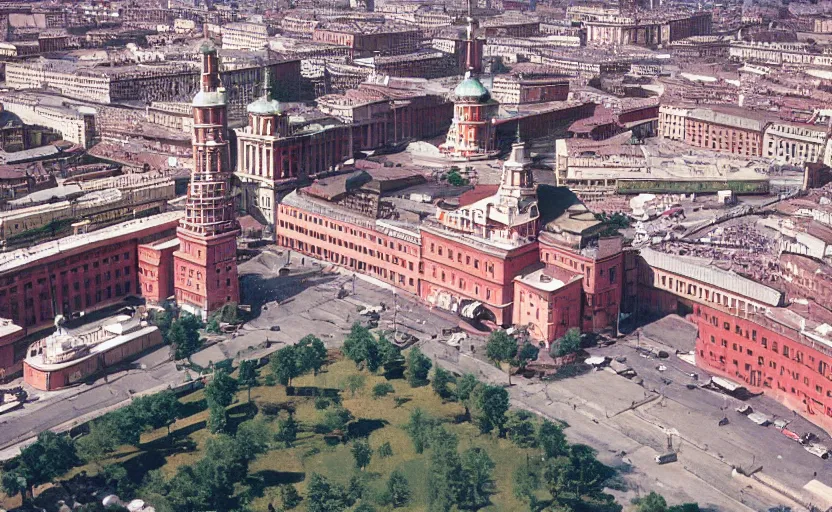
[247,97,282,115]
[454,76,490,102]
[199,41,217,55]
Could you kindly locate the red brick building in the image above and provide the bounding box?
[513,266,583,345]
[0,320,23,381]
[313,22,421,58]
[173,43,240,318]
[0,212,180,378]
[235,72,353,231]
[137,237,179,304]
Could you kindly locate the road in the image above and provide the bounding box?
[0,248,824,511]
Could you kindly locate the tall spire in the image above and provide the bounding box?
[262,68,272,100]
[465,0,474,75]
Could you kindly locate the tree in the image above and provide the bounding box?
[151,309,173,343]
[458,447,495,510]
[206,317,221,334]
[342,323,382,371]
[235,418,270,464]
[169,313,204,360]
[208,402,227,434]
[378,333,403,365]
[346,474,365,505]
[505,410,537,448]
[538,419,567,459]
[297,335,328,375]
[386,470,411,508]
[192,434,248,511]
[280,484,302,510]
[551,328,581,358]
[1,470,28,503]
[132,390,180,437]
[568,444,612,496]
[275,413,299,447]
[320,407,353,434]
[405,347,432,387]
[517,342,540,372]
[403,408,436,454]
[270,345,301,387]
[455,373,480,419]
[341,373,366,397]
[431,366,456,400]
[351,439,373,470]
[237,359,259,403]
[473,384,509,435]
[14,431,78,497]
[486,330,518,385]
[378,441,393,458]
[105,406,145,447]
[543,456,576,505]
[372,382,394,398]
[427,426,463,512]
[513,458,542,511]
[306,473,347,512]
[205,369,238,408]
[76,419,119,468]
[636,492,669,512]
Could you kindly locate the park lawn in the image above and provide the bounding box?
[4,358,539,512]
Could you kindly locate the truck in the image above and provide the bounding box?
[655,452,678,464]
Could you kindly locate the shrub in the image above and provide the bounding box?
[372,382,395,398]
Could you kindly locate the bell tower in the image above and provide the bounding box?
[174,42,240,318]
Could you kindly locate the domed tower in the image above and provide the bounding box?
[440,0,497,160]
[174,42,240,318]
[245,69,289,139]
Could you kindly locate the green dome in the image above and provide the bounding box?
[454,76,489,102]
[247,97,282,115]
[199,41,217,55]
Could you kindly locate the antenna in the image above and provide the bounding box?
[262,67,272,99]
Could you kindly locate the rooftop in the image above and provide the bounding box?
[0,211,182,275]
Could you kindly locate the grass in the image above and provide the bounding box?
[1,357,543,511]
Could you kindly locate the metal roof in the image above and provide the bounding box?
[640,248,783,307]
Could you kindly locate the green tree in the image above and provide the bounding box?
[551,328,581,358]
[320,407,353,434]
[151,309,174,342]
[458,447,495,510]
[235,418,270,465]
[372,382,394,398]
[205,369,237,408]
[306,473,347,512]
[386,469,411,508]
[636,492,669,512]
[105,406,145,446]
[237,359,259,403]
[351,439,373,470]
[354,504,376,512]
[445,169,468,186]
[275,413,299,447]
[669,504,701,512]
[431,366,456,400]
[543,456,576,505]
[473,384,509,435]
[341,373,366,397]
[13,431,78,497]
[1,470,28,503]
[297,334,328,375]
[192,434,248,511]
[270,345,301,386]
[169,313,204,360]
[485,330,519,385]
[346,474,365,505]
[342,323,382,371]
[378,441,394,458]
[513,458,542,511]
[568,444,612,496]
[405,347,432,387]
[403,408,436,454]
[538,419,567,459]
[427,426,463,512]
[76,419,119,468]
[505,409,538,448]
[518,342,540,371]
[206,317,221,334]
[378,333,403,365]
[455,373,480,419]
[207,402,227,434]
[280,484,302,509]
[132,390,180,437]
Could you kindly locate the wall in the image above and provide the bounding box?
[514,277,582,345]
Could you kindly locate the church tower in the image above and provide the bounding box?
[174,42,240,318]
[440,0,497,160]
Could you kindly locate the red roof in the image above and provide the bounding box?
[457,185,499,207]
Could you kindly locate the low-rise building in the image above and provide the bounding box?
[763,121,827,166]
